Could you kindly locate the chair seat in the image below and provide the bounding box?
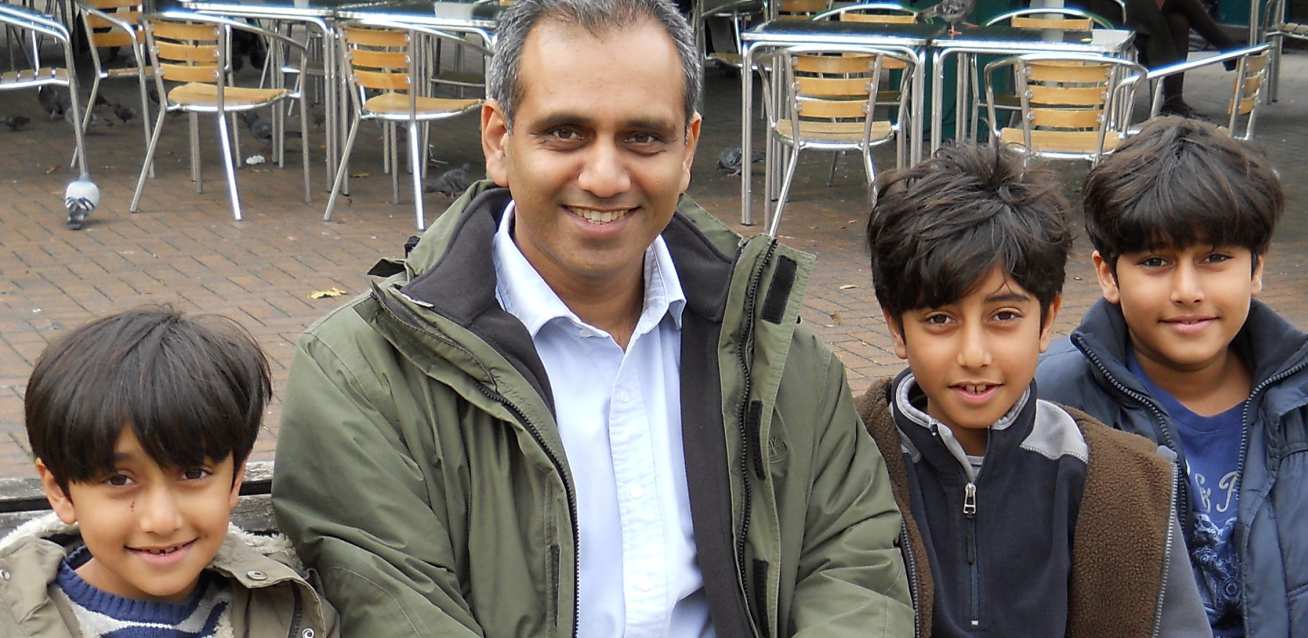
[0,67,68,87]
[999,127,1122,153]
[363,92,481,116]
[1275,22,1308,36]
[775,119,894,144]
[169,83,289,108]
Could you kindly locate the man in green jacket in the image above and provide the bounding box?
[272,0,914,636]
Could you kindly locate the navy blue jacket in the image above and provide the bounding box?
[1038,299,1308,637]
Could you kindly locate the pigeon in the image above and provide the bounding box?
[64,173,100,230]
[37,86,71,121]
[716,146,766,176]
[238,111,274,143]
[425,163,473,197]
[920,0,974,35]
[0,115,29,131]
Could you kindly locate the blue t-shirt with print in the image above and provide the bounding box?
[1129,349,1246,637]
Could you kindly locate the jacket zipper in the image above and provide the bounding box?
[1150,453,1181,638]
[476,383,581,638]
[1076,341,1193,533]
[1232,358,1308,629]
[734,238,778,636]
[899,524,923,638]
[962,481,980,629]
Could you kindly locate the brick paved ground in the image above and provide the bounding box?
[1,47,1305,478]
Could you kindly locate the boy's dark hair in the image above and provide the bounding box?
[867,144,1073,324]
[1083,116,1283,272]
[25,307,271,491]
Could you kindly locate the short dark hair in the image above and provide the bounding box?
[867,144,1073,323]
[25,307,271,491]
[1083,116,1284,271]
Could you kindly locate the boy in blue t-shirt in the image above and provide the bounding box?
[1038,117,1305,638]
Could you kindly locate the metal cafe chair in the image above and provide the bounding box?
[970,7,1116,142]
[0,2,89,175]
[73,0,154,174]
[129,11,310,221]
[1146,44,1272,141]
[324,20,486,230]
[984,52,1146,165]
[757,44,916,237]
[812,3,920,181]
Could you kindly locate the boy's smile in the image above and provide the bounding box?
[887,266,1060,454]
[1095,245,1263,378]
[38,428,244,603]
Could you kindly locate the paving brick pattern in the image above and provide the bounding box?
[1,48,1305,478]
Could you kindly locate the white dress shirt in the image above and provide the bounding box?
[491,202,713,638]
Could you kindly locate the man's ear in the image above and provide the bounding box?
[36,458,77,525]
[1039,294,1063,353]
[1092,251,1121,304]
[1252,252,1265,296]
[678,112,703,194]
[882,309,909,360]
[481,100,511,188]
[228,461,247,510]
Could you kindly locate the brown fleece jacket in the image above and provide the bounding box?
[856,379,1173,638]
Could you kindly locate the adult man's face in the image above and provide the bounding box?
[481,17,701,291]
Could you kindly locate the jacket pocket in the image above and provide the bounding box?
[547,544,561,630]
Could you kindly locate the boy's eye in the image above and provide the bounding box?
[104,473,134,488]
[1138,256,1169,268]
[1203,252,1232,264]
[180,467,212,481]
[993,309,1021,322]
[923,313,952,326]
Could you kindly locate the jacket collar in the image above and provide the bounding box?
[1072,298,1308,392]
[890,370,1039,482]
[0,513,314,624]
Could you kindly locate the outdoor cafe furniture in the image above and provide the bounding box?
[982,52,1145,164]
[128,11,310,221]
[74,0,154,175]
[323,19,485,231]
[930,23,1135,153]
[738,18,936,226]
[1145,43,1271,140]
[0,2,89,175]
[757,44,916,237]
[1259,0,1302,102]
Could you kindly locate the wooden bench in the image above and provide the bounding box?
[0,461,277,536]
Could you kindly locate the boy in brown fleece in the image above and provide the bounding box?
[856,143,1209,637]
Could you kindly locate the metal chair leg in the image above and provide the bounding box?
[189,113,202,192]
[69,74,100,169]
[216,111,243,221]
[323,114,362,221]
[390,122,400,204]
[766,144,802,238]
[300,95,310,204]
[136,67,155,179]
[409,120,424,230]
[130,108,169,213]
[826,151,839,187]
[862,144,878,210]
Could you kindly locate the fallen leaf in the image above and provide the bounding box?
[44,165,57,174]
[838,284,858,290]
[350,171,370,178]
[307,287,348,300]
[830,311,843,325]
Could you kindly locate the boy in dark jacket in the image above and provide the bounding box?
[856,144,1209,637]
[1037,117,1301,638]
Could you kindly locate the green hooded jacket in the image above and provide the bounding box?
[272,182,914,637]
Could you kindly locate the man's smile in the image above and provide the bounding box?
[565,205,637,224]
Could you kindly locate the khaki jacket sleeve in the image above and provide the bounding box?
[788,354,916,636]
[272,333,482,637]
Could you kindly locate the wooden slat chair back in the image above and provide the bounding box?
[760,44,913,237]
[987,54,1143,163]
[0,3,90,174]
[1226,49,1269,139]
[82,0,143,49]
[73,0,155,173]
[776,0,832,20]
[146,18,222,87]
[325,21,486,231]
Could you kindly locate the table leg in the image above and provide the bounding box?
[740,41,754,226]
[912,49,924,164]
[931,48,946,154]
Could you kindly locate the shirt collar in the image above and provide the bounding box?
[491,200,686,339]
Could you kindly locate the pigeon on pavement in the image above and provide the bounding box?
[64,173,100,230]
[425,163,473,197]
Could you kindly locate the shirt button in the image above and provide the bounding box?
[637,578,654,592]
[301,630,316,638]
[629,485,645,499]
[246,570,268,581]
[615,388,632,403]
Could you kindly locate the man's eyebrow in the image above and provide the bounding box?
[530,112,590,131]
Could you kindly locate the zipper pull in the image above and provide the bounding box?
[963,482,977,518]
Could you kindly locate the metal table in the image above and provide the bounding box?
[334,0,503,44]
[739,19,941,226]
[928,25,1135,153]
